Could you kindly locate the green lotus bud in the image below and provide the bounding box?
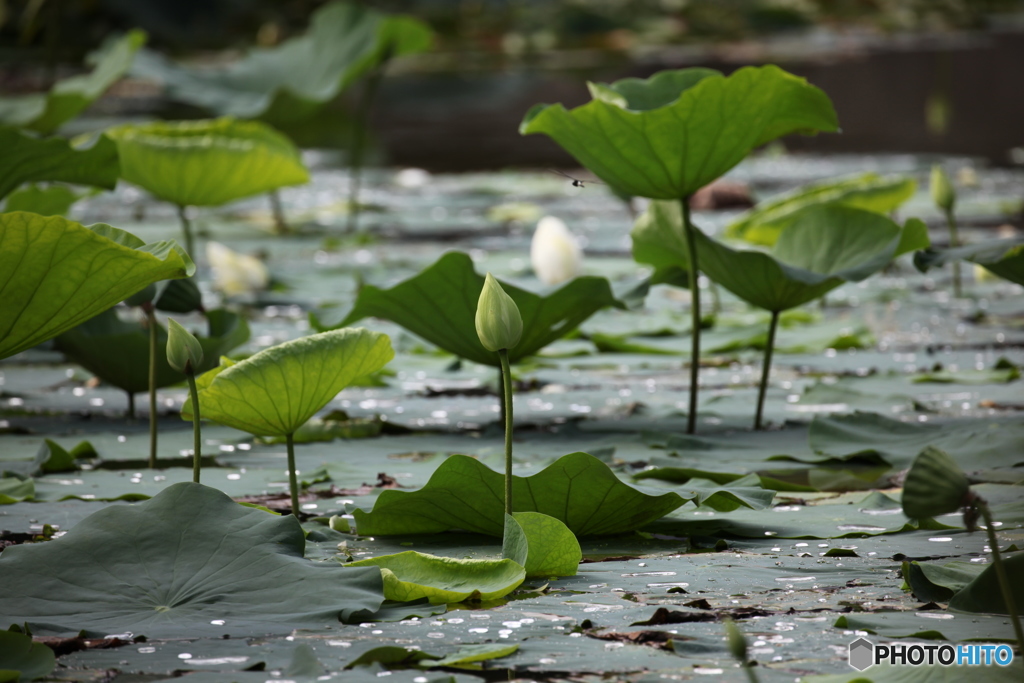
[724,619,748,663]
[930,165,956,213]
[475,273,522,352]
[123,284,157,308]
[902,446,970,519]
[166,318,204,374]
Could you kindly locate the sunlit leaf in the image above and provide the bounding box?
[0,128,119,200]
[346,551,525,604]
[0,212,194,360]
[503,512,581,578]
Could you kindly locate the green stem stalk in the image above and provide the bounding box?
[177,205,195,258]
[743,664,760,683]
[346,54,390,234]
[945,207,962,299]
[754,311,780,430]
[186,370,201,483]
[497,365,506,425]
[499,349,514,516]
[287,432,300,516]
[269,189,289,234]
[977,498,1024,647]
[680,197,701,434]
[145,305,158,469]
[126,391,135,420]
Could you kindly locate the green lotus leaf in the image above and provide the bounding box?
[902,560,986,603]
[915,238,1024,286]
[725,173,917,246]
[631,199,692,285]
[502,512,581,578]
[320,251,623,367]
[130,2,432,120]
[901,447,971,520]
[587,68,719,110]
[346,643,518,670]
[521,65,838,199]
[0,30,146,134]
[0,478,35,505]
[354,452,691,537]
[189,328,393,437]
[53,308,248,395]
[2,184,82,216]
[346,551,525,604]
[106,118,310,207]
[0,630,55,682]
[0,128,119,200]
[948,551,1024,616]
[692,206,926,313]
[0,482,385,636]
[0,212,194,360]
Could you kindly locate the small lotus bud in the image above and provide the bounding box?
[475,273,522,352]
[930,165,956,213]
[724,619,748,663]
[531,216,583,286]
[166,318,204,374]
[902,446,970,519]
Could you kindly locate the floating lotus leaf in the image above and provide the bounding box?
[502,512,581,578]
[0,128,119,200]
[346,551,525,604]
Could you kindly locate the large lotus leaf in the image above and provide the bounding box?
[0,31,146,135]
[502,512,581,578]
[53,308,249,395]
[2,184,81,216]
[630,198,691,285]
[130,2,432,120]
[725,173,917,246]
[106,118,309,207]
[587,68,719,111]
[948,551,1024,615]
[0,128,119,199]
[902,560,986,603]
[354,452,689,537]
[0,482,384,637]
[832,611,1016,642]
[0,212,194,360]
[346,551,525,604]
[0,630,55,682]
[189,328,393,437]
[520,65,838,199]
[692,207,922,313]
[323,251,623,367]
[915,238,1024,286]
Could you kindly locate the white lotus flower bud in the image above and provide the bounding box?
[206,241,269,297]
[531,216,582,286]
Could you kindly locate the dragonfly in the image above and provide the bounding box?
[549,169,604,188]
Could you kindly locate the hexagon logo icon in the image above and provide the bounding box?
[849,638,874,671]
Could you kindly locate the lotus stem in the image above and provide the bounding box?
[269,189,289,234]
[186,370,201,483]
[499,349,514,516]
[286,432,300,516]
[346,53,391,234]
[742,665,760,683]
[177,204,195,258]
[680,197,701,434]
[497,365,506,425]
[754,310,780,430]
[945,207,962,299]
[976,498,1024,646]
[145,304,158,469]
[126,391,135,420]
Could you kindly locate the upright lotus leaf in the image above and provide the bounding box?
[346,551,525,604]
[0,128,119,199]
[0,630,56,682]
[0,482,385,636]
[130,2,432,120]
[322,251,623,367]
[901,447,971,520]
[502,512,581,578]
[106,118,309,208]
[2,184,81,216]
[724,173,917,246]
[915,238,1024,287]
[948,552,1024,615]
[354,452,690,537]
[53,308,249,394]
[0,212,194,360]
[0,31,147,134]
[520,65,838,199]
[630,199,692,286]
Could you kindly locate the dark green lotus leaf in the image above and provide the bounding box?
[0,31,146,135]
[0,213,194,360]
[692,207,926,313]
[347,551,525,604]
[321,251,623,367]
[354,452,691,537]
[189,328,393,437]
[53,308,249,395]
[502,512,581,579]
[106,118,309,207]
[630,199,691,285]
[2,184,82,216]
[0,630,55,682]
[521,65,838,199]
[0,482,385,637]
[948,551,1024,615]
[725,172,917,246]
[902,447,971,520]
[0,128,119,200]
[130,2,432,120]
[902,560,986,603]
[915,238,1024,286]
[346,643,518,670]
